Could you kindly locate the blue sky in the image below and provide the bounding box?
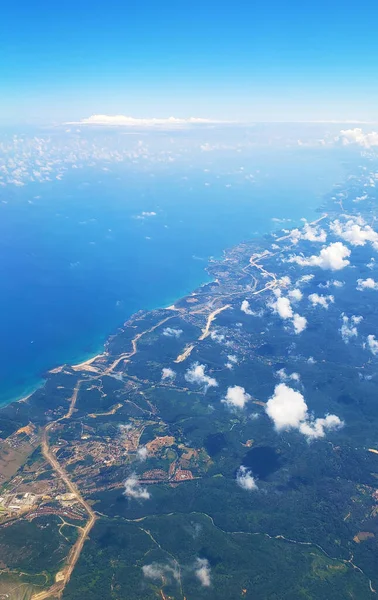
[1,0,378,123]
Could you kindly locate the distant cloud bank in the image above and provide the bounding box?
[65,114,225,128]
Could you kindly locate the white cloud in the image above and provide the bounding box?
[161,367,176,380]
[124,474,150,499]
[308,293,334,309]
[292,313,307,334]
[241,300,262,316]
[236,466,258,491]
[288,242,351,271]
[266,383,308,431]
[185,362,218,391]
[289,222,327,245]
[135,211,157,219]
[337,128,378,148]
[66,114,223,127]
[222,385,251,409]
[318,280,344,289]
[265,383,343,440]
[367,335,378,355]
[330,216,378,250]
[276,368,300,382]
[278,275,291,287]
[137,446,148,461]
[357,278,378,291]
[288,288,303,301]
[210,329,225,343]
[142,562,180,582]
[298,414,344,439]
[296,274,315,285]
[269,295,306,334]
[271,296,293,319]
[194,558,211,587]
[163,327,183,338]
[340,314,362,343]
[225,354,238,369]
[367,258,376,270]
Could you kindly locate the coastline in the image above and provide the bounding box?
[2,273,215,410]
[2,206,333,410]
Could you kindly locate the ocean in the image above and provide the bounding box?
[0,147,346,405]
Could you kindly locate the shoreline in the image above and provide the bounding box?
[2,275,215,410]
[2,207,331,410]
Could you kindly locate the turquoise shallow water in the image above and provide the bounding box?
[0,147,346,405]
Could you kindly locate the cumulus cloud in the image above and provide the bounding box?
[194,558,211,587]
[269,294,307,334]
[289,221,327,245]
[367,335,378,355]
[163,327,183,338]
[210,329,225,343]
[357,278,378,291]
[318,280,344,289]
[241,299,261,316]
[276,368,300,382]
[292,313,307,334]
[270,295,293,319]
[142,562,180,582]
[134,211,157,219]
[288,242,351,271]
[266,383,308,431]
[225,354,238,369]
[222,385,251,409]
[337,128,378,148]
[66,114,223,128]
[298,415,344,439]
[340,314,363,343]
[288,288,303,301]
[330,216,378,250]
[137,446,148,461]
[308,293,334,309]
[161,367,176,380]
[185,362,218,391]
[236,466,258,491]
[296,274,315,285]
[367,258,376,270]
[124,474,150,500]
[265,383,343,440]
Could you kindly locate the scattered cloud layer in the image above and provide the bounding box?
[289,221,327,244]
[269,290,307,334]
[308,293,334,309]
[337,128,378,148]
[340,314,363,343]
[66,114,223,128]
[330,216,378,250]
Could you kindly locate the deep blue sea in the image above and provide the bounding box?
[0,147,346,404]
